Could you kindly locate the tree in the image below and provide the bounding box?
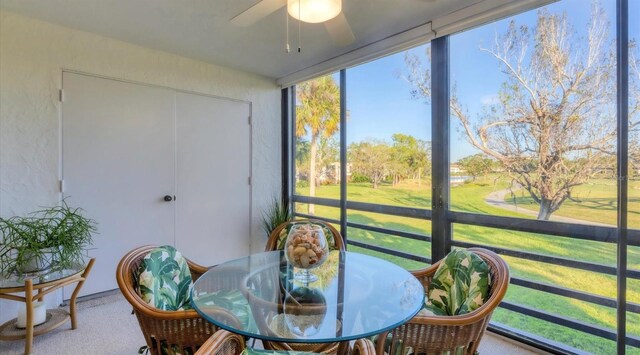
[296,76,340,214]
[630,40,640,177]
[390,134,430,185]
[295,139,310,180]
[406,6,639,220]
[349,140,391,189]
[457,154,494,181]
[317,137,340,184]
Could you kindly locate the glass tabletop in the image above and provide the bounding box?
[191,251,424,343]
[0,265,86,289]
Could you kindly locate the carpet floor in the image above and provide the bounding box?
[0,292,542,354]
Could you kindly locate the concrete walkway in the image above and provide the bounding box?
[485,189,612,227]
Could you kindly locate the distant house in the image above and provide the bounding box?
[321,162,351,184]
[450,163,464,175]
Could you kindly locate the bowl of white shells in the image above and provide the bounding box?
[284,224,329,283]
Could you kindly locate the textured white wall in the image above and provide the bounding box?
[0,10,281,323]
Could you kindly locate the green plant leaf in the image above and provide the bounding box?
[262,196,292,237]
[0,199,97,276]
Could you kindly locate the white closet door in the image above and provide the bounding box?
[175,92,251,266]
[62,73,175,297]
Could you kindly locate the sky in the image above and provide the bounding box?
[337,0,635,162]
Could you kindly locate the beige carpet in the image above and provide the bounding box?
[0,293,543,354]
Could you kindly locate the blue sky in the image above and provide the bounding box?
[342,0,631,161]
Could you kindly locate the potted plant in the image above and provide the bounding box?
[262,196,292,237]
[0,200,97,276]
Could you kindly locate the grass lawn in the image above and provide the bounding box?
[505,178,640,228]
[294,176,640,354]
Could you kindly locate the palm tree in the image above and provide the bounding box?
[296,76,340,214]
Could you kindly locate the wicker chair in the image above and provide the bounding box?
[263,219,344,354]
[195,330,377,355]
[116,245,219,355]
[375,247,510,355]
[194,330,245,355]
[265,219,345,252]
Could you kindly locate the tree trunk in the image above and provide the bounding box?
[373,179,378,189]
[537,199,553,220]
[308,134,318,215]
[418,168,421,187]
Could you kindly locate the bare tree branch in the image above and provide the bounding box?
[406,5,622,220]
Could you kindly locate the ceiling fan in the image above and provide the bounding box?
[231,0,356,47]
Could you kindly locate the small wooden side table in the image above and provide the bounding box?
[0,258,95,354]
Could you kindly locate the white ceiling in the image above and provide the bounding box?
[0,0,478,80]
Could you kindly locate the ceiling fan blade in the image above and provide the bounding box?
[230,0,287,27]
[324,12,355,46]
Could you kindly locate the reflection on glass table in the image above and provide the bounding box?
[190,251,424,345]
[283,287,327,337]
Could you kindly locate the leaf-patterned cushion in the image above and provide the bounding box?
[423,249,491,316]
[241,349,321,355]
[275,221,339,251]
[195,289,258,333]
[136,245,193,311]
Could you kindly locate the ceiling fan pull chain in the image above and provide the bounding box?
[298,1,302,53]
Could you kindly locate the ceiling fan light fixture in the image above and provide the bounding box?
[287,0,342,24]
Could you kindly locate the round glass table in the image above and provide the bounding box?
[190,251,424,346]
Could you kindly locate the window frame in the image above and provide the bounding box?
[282,1,635,352]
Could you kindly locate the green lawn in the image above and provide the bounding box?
[295,177,640,354]
[505,178,640,228]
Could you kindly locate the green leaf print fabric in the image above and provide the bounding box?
[276,222,338,250]
[423,249,491,316]
[136,245,193,311]
[196,289,258,333]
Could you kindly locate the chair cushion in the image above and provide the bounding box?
[423,249,491,316]
[136,245,193,311]
[195,289,257,333]
[241,349,321,355]
[276,222,338,251]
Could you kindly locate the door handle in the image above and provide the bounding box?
[163,195,175,202]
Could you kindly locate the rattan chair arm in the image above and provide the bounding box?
[195,330,246,355]
[266,219,345,251]
[409,262,440,279]
[353,338,376,355]
[186,258,210,280]
[126,292,242,327]
[132,300,207,321]
[266,222,288,251]
[406,303,497,326]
